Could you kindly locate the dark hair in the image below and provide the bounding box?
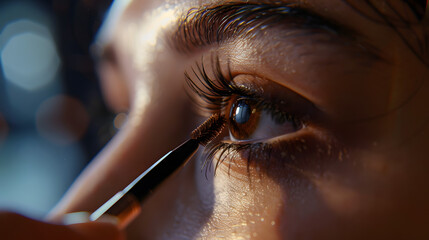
[343,0,428,66]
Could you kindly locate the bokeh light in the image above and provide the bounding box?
[0,113,9,144]
[0,132,85,218]
[0,2,63,126]
[36,95,90,145]
[113,112,127,130]
[0,0,114,219]
[1,19,61,91]
[0,0,90,219]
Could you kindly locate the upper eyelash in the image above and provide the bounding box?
[184,55,304,127]
[185,55,305,175]
[184,55,256,113]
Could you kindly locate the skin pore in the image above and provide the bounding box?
[50,0,428,239]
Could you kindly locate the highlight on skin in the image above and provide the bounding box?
[49,0,429,239]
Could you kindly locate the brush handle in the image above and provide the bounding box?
[128,139,199,200]
[88,192,140,229]
[88,138,199,228]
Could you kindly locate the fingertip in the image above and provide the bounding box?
[69,222,125,240]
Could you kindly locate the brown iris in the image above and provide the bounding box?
[228,98,261,140]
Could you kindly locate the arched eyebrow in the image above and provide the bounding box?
[169,2,383,60]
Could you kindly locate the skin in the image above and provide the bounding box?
[35,0,429,239]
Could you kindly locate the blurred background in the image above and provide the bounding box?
[0,0,117,219]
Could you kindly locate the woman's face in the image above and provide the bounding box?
[51,0,428,239]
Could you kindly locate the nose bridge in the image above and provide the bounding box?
[50,69,195,220]
[49,0,197,221]
[56,85,183,218]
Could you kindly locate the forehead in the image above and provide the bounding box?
[95,0,372,58]
[97,0,425,71]
[97,0,336,43]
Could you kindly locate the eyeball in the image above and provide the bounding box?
[228,97,301,142]
[228,98,261,140]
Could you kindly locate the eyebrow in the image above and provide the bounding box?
[170,2,372,55]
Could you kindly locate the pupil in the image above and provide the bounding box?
[233,100,251,124]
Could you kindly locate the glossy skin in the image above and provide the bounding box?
[49,0,429,239]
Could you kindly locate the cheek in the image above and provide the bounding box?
[194,152,284,239]
[199,129,377,238]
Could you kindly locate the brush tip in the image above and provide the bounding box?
[191,114,226,146]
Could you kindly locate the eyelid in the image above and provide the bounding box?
[232,75,319,125]
[185,55,322,123]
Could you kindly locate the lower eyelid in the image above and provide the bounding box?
[204,127,345,179]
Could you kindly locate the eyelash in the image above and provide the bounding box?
[185,55,303,174]
[184,55,253,113]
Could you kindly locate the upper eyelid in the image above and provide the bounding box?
[184,56,316,124]
[184,56,254,111]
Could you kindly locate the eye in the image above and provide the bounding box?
[228,96,302,142]
[229,98,260,140]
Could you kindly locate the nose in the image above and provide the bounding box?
[48,62,196,225]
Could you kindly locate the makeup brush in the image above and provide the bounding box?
[79,114,225,228]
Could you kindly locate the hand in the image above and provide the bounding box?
[0,211,124,240]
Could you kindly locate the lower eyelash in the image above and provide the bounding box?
[202,140,273,176]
